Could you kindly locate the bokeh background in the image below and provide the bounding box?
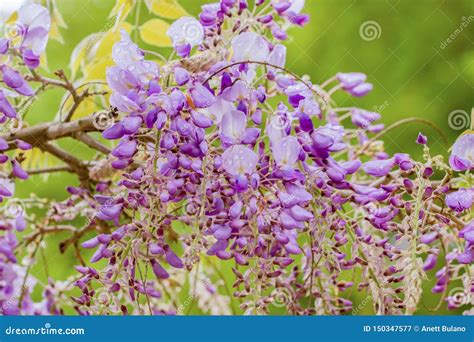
[2,0,473,315]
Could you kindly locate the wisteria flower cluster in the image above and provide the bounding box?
[0,0,472,316]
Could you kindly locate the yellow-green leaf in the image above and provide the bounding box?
[110,0,134,22]
[49,2,67,43]
[40,52,49,72]
[56,91,104,121]
[83,56,115,81]
[20,148,57,172]
[69,33,97,80]
[94,22,133,59]
[49,21,64,44]
[6,11,17,24]
[139,19,172,47]
[144,0,189,19]
[52,1,68,28]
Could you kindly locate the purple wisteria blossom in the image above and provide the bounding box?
[445,188,474,212]
[222,144,258,176]
[0,90,17,118]
[167,17,204,57]
[4,3,52,68]
[416,132,428,145]
[272,136,300,168]
[1,0,471,317]
[1,66,34,96]
[449,133,474,171]
[232,32,270,62]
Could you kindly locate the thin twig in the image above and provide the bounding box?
[0,114,101,151]
[356,117,448,156]
[27,165,74,175]
[64,89,89,122]
[202,60,327,106]
[39,142,90,181]
[18,236,43,310]
[73,132,111,154]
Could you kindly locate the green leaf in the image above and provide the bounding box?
[144,0,189,19]
[139,19,172,47]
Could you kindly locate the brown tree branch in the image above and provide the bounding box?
[1,114,100,151]
[54,70,79,102]
[27,69,79,102]
[39,142,90,181]
[27,165,74,175]
[355,118,449,156]
[64,89,89,122]
[72,132,111,154]
[19,225,78,248]
[26,70,69,90]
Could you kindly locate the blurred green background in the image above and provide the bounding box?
[5,0,473,314]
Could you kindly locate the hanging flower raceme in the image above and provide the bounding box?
[3,3,51,68]
[1,0,472,316]
[0,3,50,121]
[0,3,51,201]
[449,133,474,171]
